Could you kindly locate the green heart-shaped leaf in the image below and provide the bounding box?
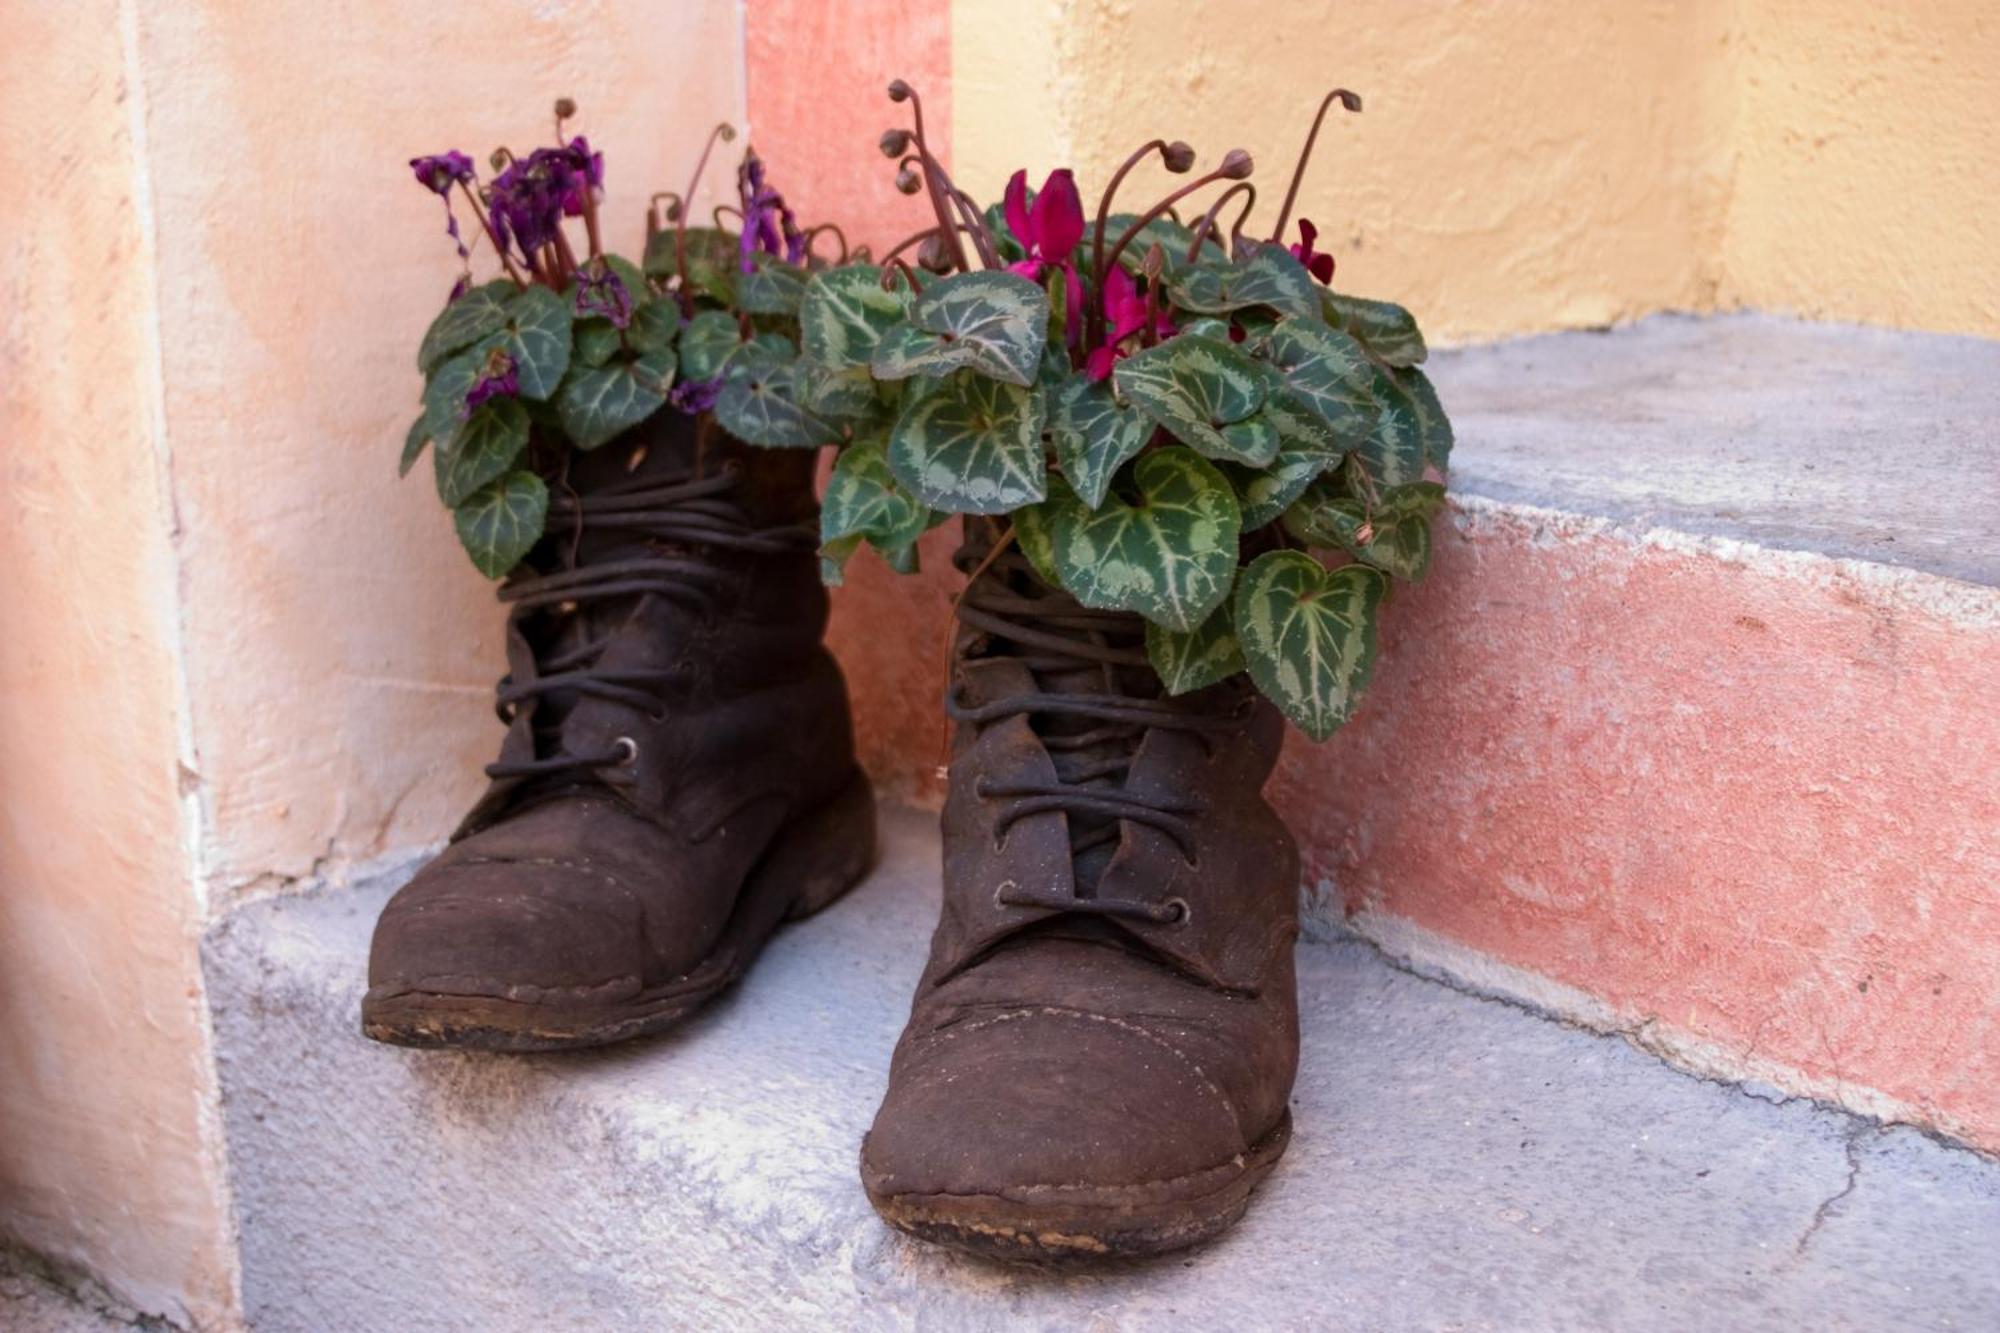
[1359,367,1426,486]
[417,282,512,374]
[573,319,622,368]
[555,347,675,451]
[819,438,938,583]
[419,345,484,442]
[1263,316,1378,443]
[399,414,432,478]
[453,470,549,579]
[435,397,530,505]
[1168,243,1318,320]
[1050,375,1150,509]
[481,284,572,400]
[800,264,913,369]
[1234,551,1388,739]
[799,363,883,425]
[1017,448,1241,631]
[1395,365,1453,471]
[871,271,1049,387]
[678,309,742,382]
[887,373,1046,515]
[626,299,678,357]
[1146,602,1246,695]
[1284,479,1446,581]
[643,227,737,304]
[1113,334,1272,464]
[1321,291,1427,367]
[715,360,834,448]
[738,254,809,315]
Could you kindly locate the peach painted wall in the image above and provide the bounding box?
[136,0,746,910]
[0,3,235,1326]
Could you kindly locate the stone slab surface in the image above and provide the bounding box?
[0,1247,173,1331]
[1433,313,2000,586]
[203,807,2000,1332]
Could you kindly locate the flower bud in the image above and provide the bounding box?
[887,79,913,102]
[554,97,577,119]
[879,128,913,158]
[717,123,737,142]
[1333,88,1363,113]
[917,233,951,271]
[1162,141,1196,172]
[1143,242,1166,280]
[1218,148,1254,180]
[894,165,923,195]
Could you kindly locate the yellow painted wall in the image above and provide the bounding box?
[953,0,1998,341]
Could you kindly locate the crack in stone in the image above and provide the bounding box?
[1795,1123,1868,1258]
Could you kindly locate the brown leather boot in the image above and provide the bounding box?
[861,528,1299,1260]
[363,415,875,1051]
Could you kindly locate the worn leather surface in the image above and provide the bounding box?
[368,414,860,1006]
[865,538,1301,1203]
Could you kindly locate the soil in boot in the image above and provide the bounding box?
[363,413,875,1051]
[861,525,1299,1260]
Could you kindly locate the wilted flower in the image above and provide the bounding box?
[1289,218,1335,284]
[410,151,477,257]
[668,375,724,415]
[488,139,602,268]
[737,149,806,273]
[573,262,633,328]
[464,347,519,413]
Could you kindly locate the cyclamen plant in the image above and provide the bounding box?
[402,100,854,576]
[795,82,1453,740]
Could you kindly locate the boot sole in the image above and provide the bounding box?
[862,1109,1292,1263]
[359,769,876,1052]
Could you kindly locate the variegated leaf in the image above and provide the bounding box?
[738,253,809,315]
[555,347,676,451]
[887,373,1046,514]
[1321,291,1427,367]
[1050,375,1151,509]
[434,397,530,505]
[678,310,743,382]
[800,363,882,425]
[626,299,678,356]
[800,264,913,369]
[419,344,484,441]
[1168,243,1319,320]
[642,226,738,304]
[453,470,549,579]
[1283,478,1446,582]
[417,282,512,374]
[1146,602,1246,695]
[484,284,573,400]
[715,360,834,448]
[871,271,1049,387]
[1113,335,1275,465]
[819,438,937,582]
[1027,448,1241,632]
[573,318,622,368]
[1396,365,1453,471]
[399,414,431,478]
[1234,551,1388,740]
[1264,316,1378,443]
[1358,367,1426,486]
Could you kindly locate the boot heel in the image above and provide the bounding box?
[762,768,877,921]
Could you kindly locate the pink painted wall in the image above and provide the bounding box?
[0,4,235,1324]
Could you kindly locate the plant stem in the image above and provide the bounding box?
[1100,162,1251,295]
[459,181,525,287]
[1269,88,1361,245]
[676,123,736,306]
[894,82,969,273]
[1186,182,1256,263]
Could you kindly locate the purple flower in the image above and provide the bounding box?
[573,263,633,328]
[410,150,477,258]
[668,375,723,414]
[560,136,604,217]
[1289,218,1335,285]
[1003,168,1086,339]
[736,149,806,273]
[488,144,593,267]
[464,347,519,414]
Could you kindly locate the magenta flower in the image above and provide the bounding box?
[464,348,519,413]
[410,150,477,257]
[574,264,633,328]
[1084,265,1174,381]
[1002,168,1086,339]
[1289,218,1335,285]
[561,136,604,217]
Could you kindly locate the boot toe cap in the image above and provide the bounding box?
[861,1006,1254,1202]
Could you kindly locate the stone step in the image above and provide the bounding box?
[202,807,2000,1332]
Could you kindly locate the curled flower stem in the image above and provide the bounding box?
[1091,140,1178,301]
[1186,181,1256,263]
[948,189,1001,269]
[458,180,525,287]
[891,81,969,273]
[712,204,745,231]
[676,122,737,306]
[1270,88,1361,245]
[1100,161,1252,300]
[881,224,946,266]
[881,256,925,294]
[648,191,682,237]
[802,222,850,264]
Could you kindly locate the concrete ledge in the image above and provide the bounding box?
[203,807,2000,1331]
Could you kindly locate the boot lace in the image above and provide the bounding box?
[945,550,1247,926]
[484,463,814,784]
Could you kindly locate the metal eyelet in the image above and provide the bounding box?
[1162,897,1192,927]
[612,736,640,767]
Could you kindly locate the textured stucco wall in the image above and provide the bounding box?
[136,0,746,909]
[0,3,235,1326]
